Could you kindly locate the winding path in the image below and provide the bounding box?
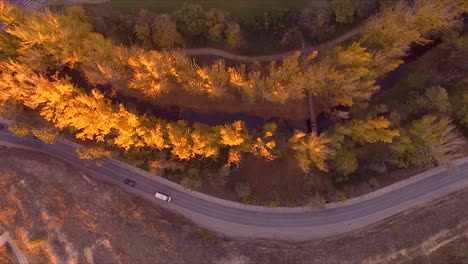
[1,120,467,242]
[185,25,365,62]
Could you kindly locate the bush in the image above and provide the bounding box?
[31,128,59,144]
[234,182,251,199]
[307,193,326,210]
[241,193,256,204]
[76,146,112,166]
[29,235,47,247]
[9,122,31,136]
[336,190,348,201]
[334,150,358,176]
[198,228,216,244]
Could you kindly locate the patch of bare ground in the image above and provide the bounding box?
[0,146,467,264]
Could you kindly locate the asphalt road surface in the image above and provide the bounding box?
[1,123,467,241]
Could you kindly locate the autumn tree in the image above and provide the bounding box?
[140,122,166,151]
[165,120,193,160]
[251,123,277,161]
[79,35,128,89]
[220,121,252,167]
[413,0,461,37]
[413,85,451,113]
[228,64,259,103]
[390,115,466,168]
[151,14,182,49]
[307,42,379,107]
[3,8,93,71]
[127,47,170,97]
[335,116,400,144]
[186,59,230,97]
[289,131,335,172]
[361,1,426,59]
[330,0,357,24]
[191,123,221,158]
[259,52,307,103]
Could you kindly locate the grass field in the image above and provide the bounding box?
[87,0,311,18]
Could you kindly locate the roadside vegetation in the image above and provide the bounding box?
[0,0,466,205]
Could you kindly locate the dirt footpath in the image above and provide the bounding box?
[0,147,466,264]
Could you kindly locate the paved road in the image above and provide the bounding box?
[1,122,467,241]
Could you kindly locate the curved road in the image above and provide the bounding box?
[1,122,467,241]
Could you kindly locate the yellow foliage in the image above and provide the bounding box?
[226,149,242,167]
[220,120,245,146]
[289,131,335,172]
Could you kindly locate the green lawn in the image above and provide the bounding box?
[86,0,312,18]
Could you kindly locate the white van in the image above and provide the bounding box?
[155,192,172,202]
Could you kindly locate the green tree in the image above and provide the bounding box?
[415,85,451,113]
[151,14,182,49]
[330,0,357,23]
[390,115,466,168]
[173,3,207,38]
[225,22,242,48]
[333,150,358,176]
[134,23,151,46]
[204,9,227,42]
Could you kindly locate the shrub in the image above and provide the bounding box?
[307,193,326,210]
[241,193,256,204]
[234,182,251,199]
[333,150,358,176]
[29,235,47,247]
[336,190,348,201]
[9,122,31,136]
[198,228,216,244]
[31,128,59,144]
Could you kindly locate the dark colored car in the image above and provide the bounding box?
[124,179,136,187]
